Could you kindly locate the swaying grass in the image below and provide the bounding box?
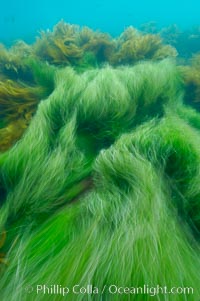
[0,60,199,301]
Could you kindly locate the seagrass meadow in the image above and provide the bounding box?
[0,21,200,301]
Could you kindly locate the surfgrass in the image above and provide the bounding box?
[0,60,199,300]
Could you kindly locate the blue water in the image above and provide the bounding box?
[1,0,200,45]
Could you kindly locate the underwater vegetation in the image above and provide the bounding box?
[34,21,83,66]
[0,20,200,301]
[109,26,177,65]
[0,58,55,151]
[77,26,114,64]
[180,53,200,109]
[2,21,200,73]
[33,21,114,66]
[160,25,200,59]
[139,22,200,59]
[0,80,44,151]
[0,42,35,82]
[1,20,200,71]
[0,21,182,152]
[0,59,200,301]
[33,21,177,67]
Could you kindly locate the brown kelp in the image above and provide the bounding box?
[180,53,200,109]
[0,42,34,82]
[110,27,177,65]
[32,21,177,67]
[160,25,200,59]
[33,21,83,66]
[138,23,200,60]
[33,21,115,66]
[77,26,115,63]
[1,21,200,73]
[0,59,55,151]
